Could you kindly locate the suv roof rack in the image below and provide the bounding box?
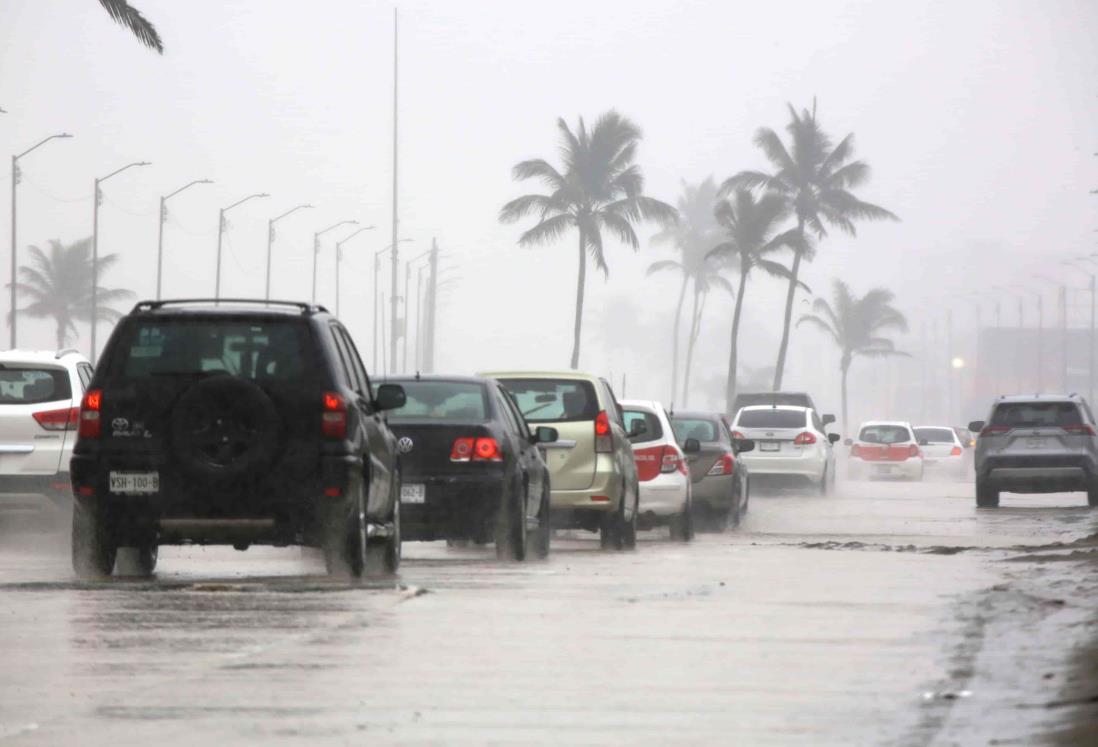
[131,299,329,314]
[54,348,80,359]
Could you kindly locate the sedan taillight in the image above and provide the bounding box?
[660,445,686,474]
[34,406,79,431]
[707,453,734,476]
[451,437,502,463]
[793,431,817,446]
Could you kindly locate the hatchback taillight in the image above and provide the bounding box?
[707,453,734,476]
[322,391,347,439]
[595,410,612,453]
[34,406,79,432]
[79,389,102,438]
[660,445,686,474]
[850,444,862,458]
[908,444,921,459]
[793,431,816,446]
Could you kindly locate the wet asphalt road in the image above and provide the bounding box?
[1,479,1096,745]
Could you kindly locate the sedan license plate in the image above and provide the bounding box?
[109,471,159,495]
[760,441,780,452]
[400,483,426,504]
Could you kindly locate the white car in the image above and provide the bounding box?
[914,425,967,480]
[0,350,93,508]
[729,405,837,494]
[848,421,924,481]
[620,400,694,540]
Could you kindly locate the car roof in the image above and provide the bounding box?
[481,370,603,383]
[0,349,88,364]
[914,424,956,429]
[859,420,912,427]
[670,410,722,420]
[128,299,330,319]
[379,374,489,386]
[993,394,1082,404]
[739,404,810,412]
[620,399,664,412]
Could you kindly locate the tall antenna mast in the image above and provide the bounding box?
[389,7,400,372]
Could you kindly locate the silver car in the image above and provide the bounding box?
[969,394,1098,508]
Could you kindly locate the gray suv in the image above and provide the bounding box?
[968,394,1098,508]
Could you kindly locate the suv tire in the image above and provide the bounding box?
[669,496,694,542]
[367,477,402,576]
[530,481,551,559]
[599,508,622,550]
[72,499,116,579]
[116,544,158,577]
[495,482,528,561]
[975,478,999,508]
[322,486,367,579]
[619,485,638,550]
[1087,478,1098,508]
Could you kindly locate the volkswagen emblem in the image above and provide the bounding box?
[397,437,414,454]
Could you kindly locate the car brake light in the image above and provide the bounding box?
[595,410,612,453]
[950,446,962,456]
[322,391,347,439]
[730,430,746,440]
[450,437,502,463]
[79,389,102,438]
[34,407,79,432]
[850,443,862,458]
[1063,424,1097,436]
[707,453,734,476]
[450,437,474,462]
[793,431,816,446]
[908,444,921,459]
[660,445,686,474]
[980,425,1009,436]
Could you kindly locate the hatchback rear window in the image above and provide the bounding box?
[623,409,663,444]
[111,319,313,382]
[990,402,1083,428]
[914,427,956,443]
[736,409,806,429]
[385,381,488,421]
[672,418,719,442]
[498,378,598,423]
[859,425,912,444]
[0,368,71,404]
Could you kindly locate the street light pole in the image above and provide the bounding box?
[333,225,375,317]
[374,239,412,370]
[312,220,358,304]
[157,179,212,300]
[10,132,72,348]
[92,160,151,362]
[216,192,269,300]
[266,204,312,300]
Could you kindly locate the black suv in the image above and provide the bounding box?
[69,299,406,579]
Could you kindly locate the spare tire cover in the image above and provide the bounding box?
[169,375,282,480]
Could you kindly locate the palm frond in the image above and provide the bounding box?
[517,213,574,247]
[646,259,684,276]
[796,314,840,345]
[512,159,566,190]
[98,0,163,53]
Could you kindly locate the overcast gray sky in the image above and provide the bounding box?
[2,0,1096,417]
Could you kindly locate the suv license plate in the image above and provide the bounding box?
[109,471,159,495]
[1026,437,1046,449]
[760,441,780,452]
[400,484,426,504]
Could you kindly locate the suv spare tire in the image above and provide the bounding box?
[169,375,282,480]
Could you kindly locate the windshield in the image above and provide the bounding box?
[990,402,1083,428]
[914,427,956,443]
[672,417,719,442]
[384,381,488,421]
[0,367,72,405]
[859,425,912,444]
[497,378,598,423]
[737,409,806,429]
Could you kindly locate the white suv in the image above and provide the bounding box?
[0,350,92,507]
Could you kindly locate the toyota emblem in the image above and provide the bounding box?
[397,437,414,454]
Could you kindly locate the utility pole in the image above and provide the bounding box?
[158,179,213,300]
[389,8,401,378]
[402,259,412,372]
[424,238,439,373]
[266,204,312,301]
[414,265,424,371]
[1060,284,1068,391]
[92,161,151,362]
[216,192,268,300]
[10,133,72,348]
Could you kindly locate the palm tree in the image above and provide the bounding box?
[708,188,804,413]
[11,238,135,348]
[722,100,898,390]
[679,260,733,407]
[797,279,908,435]
[500,111,677,369]
[648,178,721,403]
[98,0,163,54]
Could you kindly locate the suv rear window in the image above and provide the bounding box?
[623,409,662,444]
[859,425,912,444]
[672,417,719,442]
[737,409,806,429]
[990,402,1083,428]
[111,319,313,382]
[385,381,488,421]
[914,427,956,443]
[498,378,598,423]
[0,368,72,404]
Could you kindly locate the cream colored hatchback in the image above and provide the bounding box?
[483,371,640,550]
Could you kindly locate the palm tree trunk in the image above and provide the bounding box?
[840,353,852,437]
[570,230,586,370]
[56,320,66,350]
[725,265,750,414]
[669,273,688,404]
[772,217,806,390]
[681,279,703,407]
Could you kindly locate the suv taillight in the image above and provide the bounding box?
[79,389,102,438]
[980,425,1009,437]
[322,391,347,439]
[34,407,79,432]
[450,437,502,462]
[595,410,612,453]
[793,431,816,446]
[1063,424,1097,436]
[707,453,734,476]
[660,445,686,474]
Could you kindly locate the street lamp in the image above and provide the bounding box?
[374,239,412,370]
[403,248,433,372]
[266,204,313,300]
[312,220,357,304]
[333,225,375,317]
[157,179,213,300]
[92,160,151,362]
[215,193,269,300]
[10,132,72,347]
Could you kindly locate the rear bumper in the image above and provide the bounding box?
[741,452,826,482]
[849,458,923,480]
[399,471,506,542]
[690,473,736,511]
[0,473,72,507]
[980,453,1095,492]
[638,471,689,517]
[550,463,624,515]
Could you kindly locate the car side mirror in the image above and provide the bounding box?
[821,414,836,427]
[374,383,406,411]
[828,433,841,444]
[682,438,701,454]
[628,420,647,438]
[968,421,985,433]
[533,425,558,444]
[844,438,853,446]
[734,438,754,453]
